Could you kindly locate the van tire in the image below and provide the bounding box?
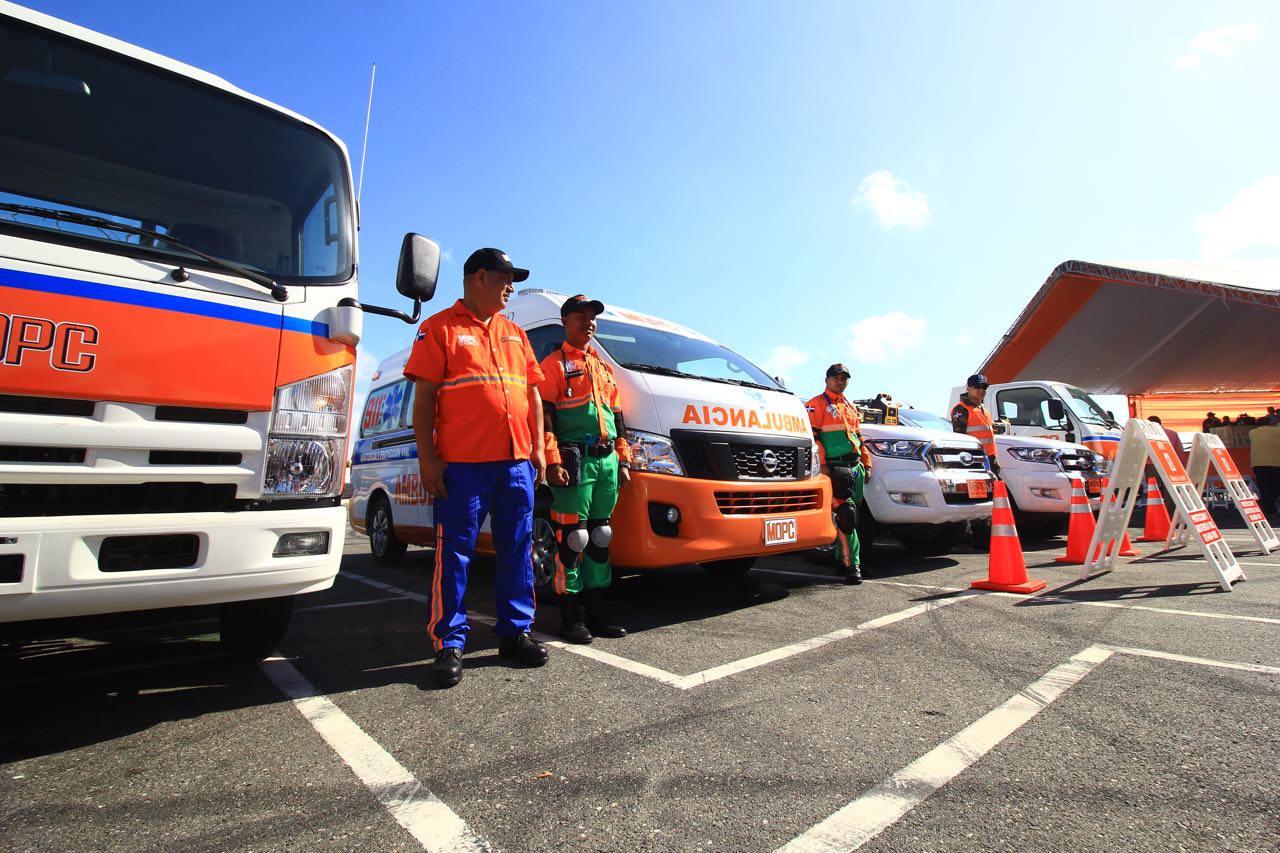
[531,515,557,593]
[219,595,294,661]
[368,495,407,565]
[701,557,757,577]
[897,522,964,557]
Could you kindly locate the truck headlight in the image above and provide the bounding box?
[263,365,353,497]
[627,429,684,476]
[866,439,927,460]
[1009,447,1059,465]
[809,440,822,478]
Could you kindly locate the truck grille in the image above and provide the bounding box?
[928,445,988,470]
[1058,451,1097,473]
[715,489,824,515]
[0,396,269,517]
[672,429,812,481]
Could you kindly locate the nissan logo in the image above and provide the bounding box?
[760,449,779,473]
[959,451,974,466]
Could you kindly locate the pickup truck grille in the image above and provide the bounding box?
[0,396,268,517]
[1058,451,1098,473]
[672,429,812,481]
[928,445,988,470]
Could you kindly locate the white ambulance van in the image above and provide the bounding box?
[350,289,835,579]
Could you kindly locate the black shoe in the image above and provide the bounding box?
[584,587,627,638]
[498,633,548,667]
[433,647,463,687]
[558,595,594,645]
[842,564,862,585]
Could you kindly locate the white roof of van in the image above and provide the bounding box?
[511,289,714,342]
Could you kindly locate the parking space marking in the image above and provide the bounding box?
[296,595,408,614]
[873,580,1280,626]
[343,571,981,690]
[777,642,1279,852]
[776,645,1115,853]
[261,655,491,853]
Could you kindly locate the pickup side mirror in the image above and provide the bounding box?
[1046,399,1066,423]
[396,233,440,301]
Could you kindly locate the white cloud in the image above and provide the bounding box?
[760,344,812,388]
[1194,175,1280,257]
[852,170,932,229]
[1175,23,1259,70]
[845,311,927,365]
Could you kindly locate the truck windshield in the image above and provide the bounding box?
[0,17,353,283]
[593,319,784,391]
[1060,385,1113,427]
[900,410,953,433]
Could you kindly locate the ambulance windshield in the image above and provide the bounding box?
[1060,385,1114,427]
[593,319,784,392]
[0,17,353,283]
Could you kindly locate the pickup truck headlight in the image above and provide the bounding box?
[627,429,685,476]
[866,439,927,460]
[263,365,353,497]
[1008,447,1059,465]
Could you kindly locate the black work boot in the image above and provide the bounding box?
[584,587,627,638]
[841,563,863,585]
[558,594,594,645]
[498,633,548,667]
[433,647,463,687]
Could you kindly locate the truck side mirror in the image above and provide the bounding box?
[396,233,439,302]
[1047,399,1065,422]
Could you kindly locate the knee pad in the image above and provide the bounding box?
[564,527,589,553]
[586,518,612,563]
[830,466,855,501]
[835,502,858,535]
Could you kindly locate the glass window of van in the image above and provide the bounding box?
[526,324,567,362]
[593,320,782,391]
[996,387,1060,428]
[361,381,409,437]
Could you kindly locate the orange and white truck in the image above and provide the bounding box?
[0,2,436,656]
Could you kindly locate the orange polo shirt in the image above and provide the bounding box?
[403,300,544,463]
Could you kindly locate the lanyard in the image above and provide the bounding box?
[823,392,860,449]
[563,345,612,443]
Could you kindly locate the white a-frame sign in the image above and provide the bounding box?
[1168,432,1278,555]
[1083,419,1244,591]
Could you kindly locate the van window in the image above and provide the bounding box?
[996,387,1061,428]
[526,324,567,362]
[360,380,410,437]
[593,319,782,391]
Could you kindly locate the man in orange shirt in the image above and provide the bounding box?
[806,364,873,584]
[407,248,549,688]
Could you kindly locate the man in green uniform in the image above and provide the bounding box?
[539,294,632,643]
[806,364,873,584]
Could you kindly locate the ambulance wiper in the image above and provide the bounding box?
[619,362,700,380]
[711,377,780,392]
[0,202,288,302]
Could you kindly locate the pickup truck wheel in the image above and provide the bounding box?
[969,519,992,552]
[898,523,964,557]
[368,495,407,565]
[531,514,557,592]
[701,557,757,577]
[219,595,294,661]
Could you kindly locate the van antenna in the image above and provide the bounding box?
[356,63,376,204]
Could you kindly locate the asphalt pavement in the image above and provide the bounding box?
[3,516,1278,852]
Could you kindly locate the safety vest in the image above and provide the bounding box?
[957,400,996,457]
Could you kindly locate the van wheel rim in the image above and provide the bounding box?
[371,507,389,554]
[531,517,555,588]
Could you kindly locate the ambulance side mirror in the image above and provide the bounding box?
[1046,399,1066,423]
[396,233,439,302]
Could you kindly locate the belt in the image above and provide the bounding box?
[566,442,615,458]
[827,454,859,465]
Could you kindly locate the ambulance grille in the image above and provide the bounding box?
[714,489,824,515]
[0,446,86,463]
[672,429,811,481]
[0,394,95,417]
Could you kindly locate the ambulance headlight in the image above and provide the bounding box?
[626,430,684,476]
[263,365,353,497]
[809,440,822,478]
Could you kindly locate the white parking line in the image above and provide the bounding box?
[873,580,1280,626]
[296,595,408,614]
[261,655,491,853]
[776,645,1115,852]
[776,642,1280,852]
[342,570,981,690]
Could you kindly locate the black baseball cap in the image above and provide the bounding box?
[463,247,529,282]
[826,363,851,378]
[966,373,989,388]
[561,294,605,317]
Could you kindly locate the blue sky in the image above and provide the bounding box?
[23,0,1280,418]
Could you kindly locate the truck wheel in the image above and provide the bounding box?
[969,519,992,552]
[701,557,757,577]
[368,495,407,565]
[531,514,557,592]
[898,523,964,557]
[219,595,294,661]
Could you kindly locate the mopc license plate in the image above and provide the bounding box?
[764,517,798,546]
[966,479,989,499]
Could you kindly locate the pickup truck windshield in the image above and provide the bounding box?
[0,16,353,283]
[593,319,783,391]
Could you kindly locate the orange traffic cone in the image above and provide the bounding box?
[972,481,1046,593]
[1102,477,1140,557]
[1055,475,1097,564]
[1137,476,1172,542]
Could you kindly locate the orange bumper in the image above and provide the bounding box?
[610,472,835,569]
